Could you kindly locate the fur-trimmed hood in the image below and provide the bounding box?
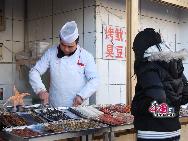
[146,48,188,62]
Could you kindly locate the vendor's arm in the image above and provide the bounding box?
[76,53,99,100]
[29,49,50,94]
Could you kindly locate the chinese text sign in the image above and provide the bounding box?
[103,25,126,60]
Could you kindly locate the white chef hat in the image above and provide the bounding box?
[59,21,79,44]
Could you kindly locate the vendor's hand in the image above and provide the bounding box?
[73,95,83,107]
[37,90,49,105]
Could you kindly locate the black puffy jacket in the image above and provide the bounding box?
[131,59,188,132]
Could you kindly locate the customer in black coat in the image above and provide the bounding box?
[131,28,188,141]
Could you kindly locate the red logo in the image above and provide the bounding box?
[149,101,175,118]
[77,59,85,67]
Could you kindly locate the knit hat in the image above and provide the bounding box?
[133,28,162,60]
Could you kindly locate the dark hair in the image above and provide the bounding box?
[75,36,79,44]
[59,36,79,45]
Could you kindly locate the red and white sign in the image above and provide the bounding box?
[103,25,126,60]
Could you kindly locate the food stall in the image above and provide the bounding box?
[1,0,188,141]
[0,104,134,141]
[1,88,188,141]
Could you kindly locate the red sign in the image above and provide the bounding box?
[103,25,126,60]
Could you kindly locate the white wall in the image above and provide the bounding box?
[140,0,188,79]
[95,0,188,105]
[0,0,25,103]
[27,0,97,103]
[179,9,188,78]
[27,0,127,105]
[95,0,126,104]
[27,0,96,54]
[140,0,180,51]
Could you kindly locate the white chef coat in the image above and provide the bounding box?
[29,45,98,107]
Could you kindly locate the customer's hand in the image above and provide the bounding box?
[73,95,83,107]
[37,90,49,105]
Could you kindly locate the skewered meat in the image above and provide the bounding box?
[44,123,65,132]
[11,127,40,137]
[0,113,27,127]
[97,104,133,125]
[99,104,131,114]
[98,114,125,125]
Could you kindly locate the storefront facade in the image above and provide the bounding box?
[0,0,188,107]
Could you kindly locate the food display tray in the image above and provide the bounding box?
[17,112,47,125]
[33,107,81,122]
[3,120,109,141]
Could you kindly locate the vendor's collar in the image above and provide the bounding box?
[57,45,77,58]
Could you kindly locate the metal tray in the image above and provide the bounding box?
[33,108,67,122]
[68,107,88,119]
[3,124,49,140]
[34,107,81,122]
[17,112,47,125]
[3,120,109,141]
[0,113,28,128]
[3,123,70,140]
[68,106,103,119]
[60,109,82,119]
